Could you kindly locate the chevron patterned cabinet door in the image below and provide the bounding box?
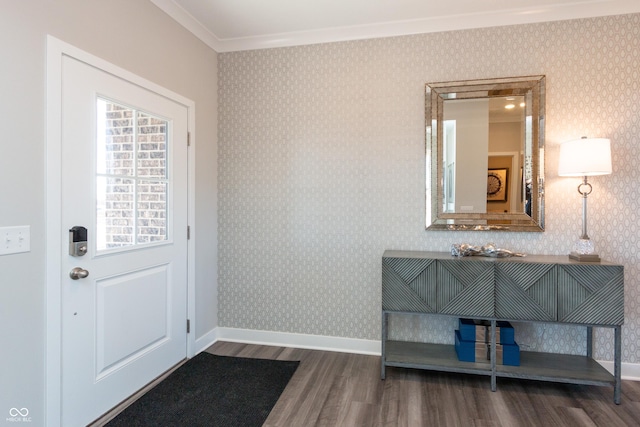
[382,256,437,313]
[557,264,624,325]
[437,259,494,317]
[495,262,557,321]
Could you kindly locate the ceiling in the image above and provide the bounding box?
[150,0,640,52]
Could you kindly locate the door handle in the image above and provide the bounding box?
[69,267,89,280]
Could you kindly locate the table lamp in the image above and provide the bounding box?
[558,137,612,262]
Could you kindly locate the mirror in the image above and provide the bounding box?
[426,75,545,231]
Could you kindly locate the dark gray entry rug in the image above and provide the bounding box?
[106,352,299,427]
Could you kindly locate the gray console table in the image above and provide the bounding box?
[381,250,624,404]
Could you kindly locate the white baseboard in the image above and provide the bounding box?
[597,360,640,381]
[205,327,381,355]
[193,327,221,354]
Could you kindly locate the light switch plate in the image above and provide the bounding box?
[0,225,31,255]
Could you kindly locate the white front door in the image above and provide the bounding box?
[60,55,188,426]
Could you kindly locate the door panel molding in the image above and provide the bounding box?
[45,35,196,426]
[95,264,171,378]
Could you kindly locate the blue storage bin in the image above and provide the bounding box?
[496,321,515,345]
[458,318,515,345]
[455,330,488,362]
[494,341,521,366]
[458,318,489,342]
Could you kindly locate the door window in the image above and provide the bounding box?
[96,98,169,251]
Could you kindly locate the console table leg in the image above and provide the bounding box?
[586,326,593,359]
[614,325,621,405]
[381,311,387,380]
[490,320,497,392]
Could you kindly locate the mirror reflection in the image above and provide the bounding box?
[442,95,528,215]
[426,76,545,231]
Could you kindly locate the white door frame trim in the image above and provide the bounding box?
[45,35,196,426]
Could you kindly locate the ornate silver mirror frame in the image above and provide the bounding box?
[426,75,545,231]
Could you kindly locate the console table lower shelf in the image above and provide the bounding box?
[382,340,616,396]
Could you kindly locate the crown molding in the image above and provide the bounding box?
[151,0,640,53]
[150,0,223,51]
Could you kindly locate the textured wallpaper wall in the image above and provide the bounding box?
[218,13,640,362]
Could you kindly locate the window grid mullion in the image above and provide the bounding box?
[133,109,139,246]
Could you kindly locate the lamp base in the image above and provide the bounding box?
[569,252,601,262]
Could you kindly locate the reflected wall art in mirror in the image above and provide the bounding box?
[425,75,545,231]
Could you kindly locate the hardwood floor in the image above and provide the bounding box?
[206,341,640,427]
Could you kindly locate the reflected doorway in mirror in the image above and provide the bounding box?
[487,168,508,202]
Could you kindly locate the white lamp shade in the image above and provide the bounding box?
[558,137,612,176]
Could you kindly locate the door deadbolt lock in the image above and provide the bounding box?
[69,226,88,257]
